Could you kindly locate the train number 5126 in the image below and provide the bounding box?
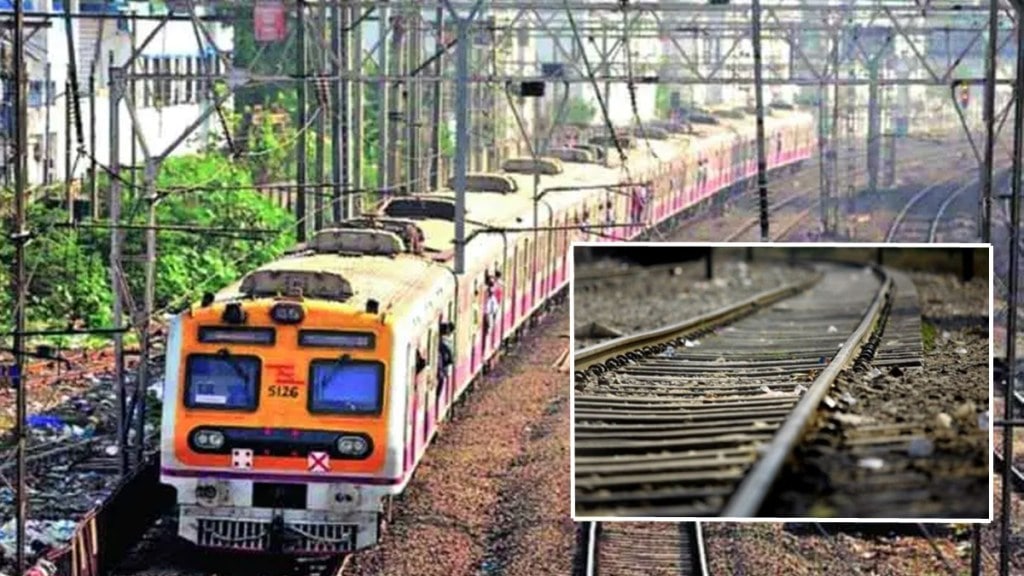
[268,385,299,398]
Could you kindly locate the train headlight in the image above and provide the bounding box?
[336,435,369,457]
[192,429,225,450]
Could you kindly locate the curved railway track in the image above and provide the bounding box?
[579,522,707,576]
[724,142,973,243]
[885,174,977,243]
[573,263,893,517]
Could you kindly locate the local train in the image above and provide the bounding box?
[159,105,816,554]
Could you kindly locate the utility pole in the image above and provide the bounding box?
[44,63,51,185]
[64,77,73,220]
[866,59,880,195]
[11,0,28,569]
[108,53,128,479]
[981,0,998,243]
[377,5,390,195]
[351,2,363,209]
[443,0,485,275]
[387,14,403,191]
[405,8,420,194]
[817,83,829,235]
[331,0,351,222]
[1001,14,1024,576]
[89,74,98,218]
[829,35,840,236]
[428,5,444,189]
[296,0,308,241]
[314,2,326,231]
[136,158,157,467]
[751,0,770,242]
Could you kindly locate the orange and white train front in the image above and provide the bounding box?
[159,295,403,554]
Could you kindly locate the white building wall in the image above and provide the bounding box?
[11,1,233,186]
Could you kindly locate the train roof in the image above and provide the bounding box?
[202,107,815,317]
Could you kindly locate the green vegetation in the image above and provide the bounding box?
[0,151,296,342]
[565,97,597,127]
[655,84,674,119]
[921,321,938,352]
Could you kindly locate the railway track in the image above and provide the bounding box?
[579,522,707,576]
[573,263,892,517]
[725,141,971,243]
[885,174,978,242]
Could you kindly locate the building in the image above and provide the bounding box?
[0,0,233,187]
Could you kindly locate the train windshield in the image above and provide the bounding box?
[185,353,260,410]
[308,359,384,415]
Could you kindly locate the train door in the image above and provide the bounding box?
[510,243,519,328]
[470,278,481,376]
[523,237,532,314]
[438,301,455,421]
[404,344,415,473]
[424,325,436,442]
[413,332,430,458]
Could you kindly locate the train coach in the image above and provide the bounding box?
[158,105,816,555]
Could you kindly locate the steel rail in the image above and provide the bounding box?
[584,521,598,576]
[573,272,822,375]
[928,180,982,242]
[885,171,978,242]
[768,143,983,243]
[721,266,893,517]
[582,521,707,576]
[993,450,1024,493]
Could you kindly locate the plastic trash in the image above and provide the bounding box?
[660,346,676,357]
[794,384,808,395]
[907,437,935,457]
[840,391,857,406]
[858,458,885,470]
[979,412,990,430]
[684,339,699,348]
[827,325,838,333]
[26,415,64,430]
[863,367,884,381]
[956,347,968,355]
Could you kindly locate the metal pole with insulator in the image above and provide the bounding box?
[1001,6,1024,575]
[331,0,351,222]
[981,0,999,243]
[296,0,308,241]
[108,54,128,478]
[751,0,769,241]
[11,0,28,569]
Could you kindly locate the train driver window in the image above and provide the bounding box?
[308,359,385,415]
[185,353,260,411]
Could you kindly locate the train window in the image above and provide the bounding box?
[308,359,385,416]
[184,353,261,411]
[299,330,375,349]
[199,326,276,345]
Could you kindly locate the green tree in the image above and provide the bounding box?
[565,97,597,127]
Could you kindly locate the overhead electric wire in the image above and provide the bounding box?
[561,0,631,180]
[618,0,659,162]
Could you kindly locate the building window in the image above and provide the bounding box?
[185,57,193,103]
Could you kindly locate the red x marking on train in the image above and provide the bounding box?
[308,451,330,473]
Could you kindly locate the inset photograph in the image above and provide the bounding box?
[572,244,991,520]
